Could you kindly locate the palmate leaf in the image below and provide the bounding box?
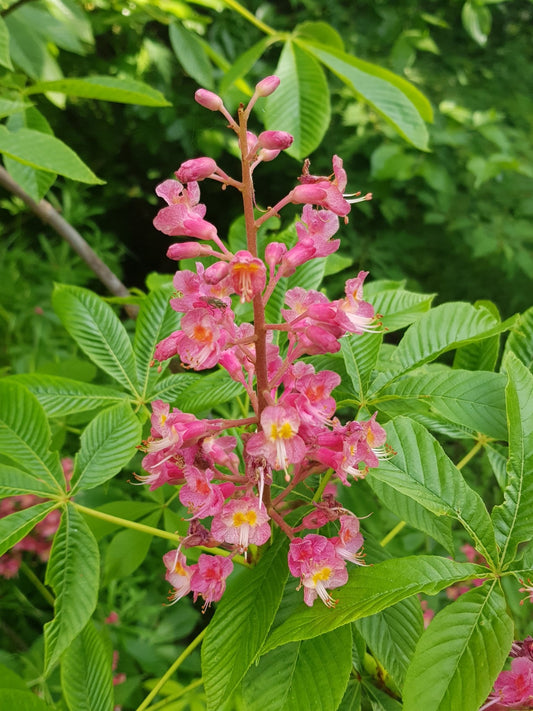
[5,374,128,417]
[71,402,142,492]
[491,353,533,567]
[52,284,139,395]
[369,417,498,564]
[133,284,177,399]
[61,622,114,711]
[0,500,59,557]
[0,126,103,183]
[44,505,100,673]
[177,370,245,414]
[453,301,501,372]
[368,286,435,333]
[0,381,64,491]
[202,534,289,711]
[302,42,431,150]
[402,584,513,711]
[377,367,507,440]
[265,40,330,159]
[242,626,352,711]
[262,556,486,654]
[148,372,202,404]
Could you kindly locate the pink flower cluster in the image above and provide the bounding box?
[0,495,61,578]
[140,77,387,609]
[481,638,533,710]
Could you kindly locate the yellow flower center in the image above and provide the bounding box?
[270,422,294,440]
[232,510,258,528]
[312,567,331,585]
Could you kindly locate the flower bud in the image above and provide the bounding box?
[175,157,217,183]
[264,242,287,269]
[258,148,281,163]
[258,130,294,151]
[166,242,215,261]
[290,184,328,205]
[204,261,230,284]
[195,89,223,111]
[255,75,280,97]
[246,131,258,155]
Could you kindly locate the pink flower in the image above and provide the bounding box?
[481,657,533,710]
[331,515,365,565]
[153,179,218,241]
[288,534,348,607]
[257,130,294,151]
[190,554,234,610]
[290,156,351,217]
[211,496,271,552]
[246,405,306,474]
[229,250,266,302]
[179,467,225,518]
[163,549,194,603]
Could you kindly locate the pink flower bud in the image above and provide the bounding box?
[175,157,217,183]
[204,261,230,284]
[258,148,281,163]
[258,130,294,151]
[246,131,258,155]
[166,242,215,260]
[290,184,328,204]
[265,242,287,268]
[195,89,223,111]
[255,75,280,97]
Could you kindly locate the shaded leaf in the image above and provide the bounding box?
[341,332,383,402]
[503,305,533,372]
[0,463,62,499]
[169,22,214,89]
[177,370,245,414]
[0,500,59,557]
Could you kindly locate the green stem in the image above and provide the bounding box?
[72,502,251,566]
[20,562,55,607]
[456,439,484,470]
[380,521,406,548]
[145,678,204,711]
[220,0,276,35]
[136,628,208,711]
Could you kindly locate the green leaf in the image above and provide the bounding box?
[369,287,435,332]
[0,381,64,491]
[492,353,533,567]
[341,332,383,402]
[0,500,59,557]
[369,417,498,564]
[356,597,424,690]
[338,679,361,711]
[388,303,516,378]
[0,690,52,710]
[402,585,513,711]
[44,505,100,673]
[0,17,13,70]
[5,14,63,85]
[0,126,103,184]
[288,254,327,293]
[177,370,245,414]
[377,368,507,440]
[133,284,177,399]
[0,463,61,498]
[265,41,330,159]
[242,626,352,711]
[71,403,141,492]
[148,372,203,403]
[503,305,533,372]
[219,37,274,96]
[453,302,501,372]
[0,663,26,690]
[365,473,454,554]
[103,510,160,584]
[169,23,214,89]
[52,285,139,394]
[303,43,431,150]
[262,556,485,653]
[0,97,30,120]
[294,21,345,51]
[5,374,128,417]
[462,1,492,47]
[61,622,114,711]
[202,534,290,710]
[25,76,171,106]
